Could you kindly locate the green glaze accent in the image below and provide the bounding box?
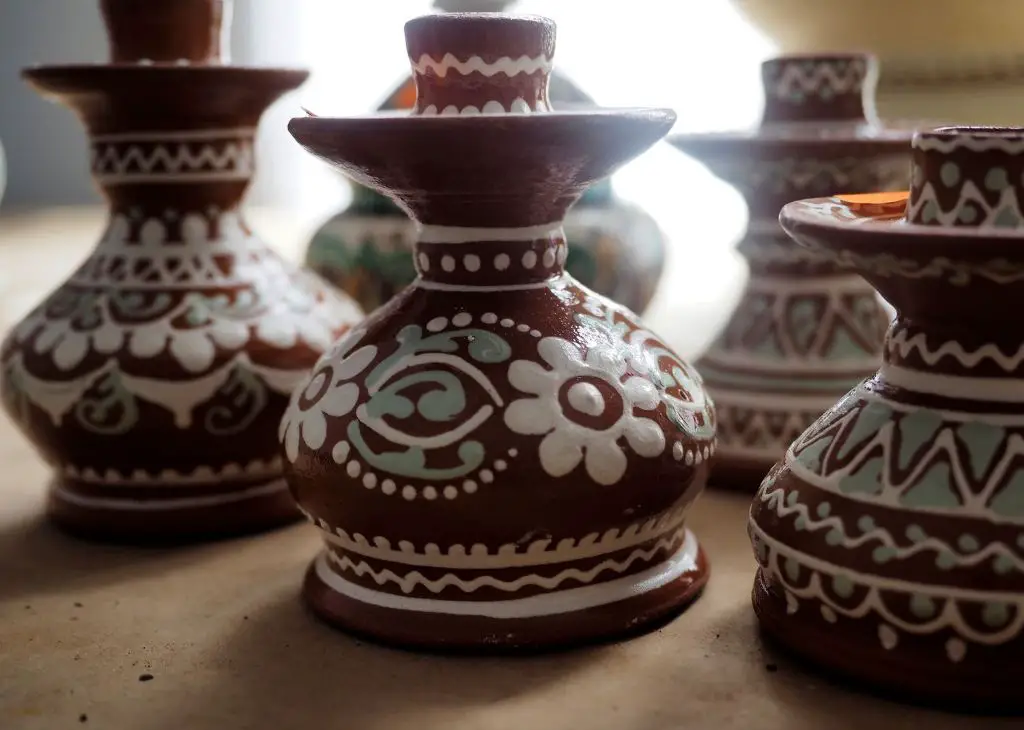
[367,370,468,422]
[910,594,937,619]
[994,204,1022,228]
[824,327,873,360]
[920,199,939,223]
[982,602,1011,627]
[871,545,896,563]
[786,490,800,507]
[984,167,1009,192]
[895,410,943,470]
[905,524,927,542]
[794,515,808,530]
[958,206,978,224]
[857,515,876,532]
[349,325,512,481]
[751,333,785,359]
[901,462,961,508]
[204,366,268,436]
[74,370,139,435]
[787,299,821,353]
[958,533,980,553]
[348,421,487,481]
[111,290,175,319]
[838,456,884,496]
[784,557,801,581]
[825,528,844,546]
[837,401,892,460]
[955,421,1004,480]
[935,550,957,570]
[940,161,961,187]
[816,502,831,518]
[832,574,854,598]
[994,555,1017,575]
[795,434,833,472]
[990,470,1024,517]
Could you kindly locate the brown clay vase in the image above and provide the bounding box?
[751,126,1024,710]
[670,54,913,492]
[281,13,715,651]
[1,0,362,542]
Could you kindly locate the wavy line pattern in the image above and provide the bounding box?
[887,328,1024,371]
[751,521,1024,661]
[789,397,1024,520]
[92,140,254,178]
[310,506,687,569]
[757,478,1024,572]
[325,529,686,594]
[411,53,553,78]
[770,59,867,101]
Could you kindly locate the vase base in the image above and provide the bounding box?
[46,475,301,544]
[707,452,776,493]
[752,569,1024,714]
[302,530,710,653]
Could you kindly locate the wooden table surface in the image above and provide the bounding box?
[0,207,1017,729]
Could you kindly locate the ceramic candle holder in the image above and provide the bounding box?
[1,0,362,542]
[281,13,715,651]
[671,54,914,492]
[751,126,1024,710]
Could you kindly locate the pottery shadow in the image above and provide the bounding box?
[147,591,609,730]
[0,512,213,603]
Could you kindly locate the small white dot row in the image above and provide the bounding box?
[671,439,717,465]
[332,440,519,501]
[417,244,566,275]
[425,311,543,338]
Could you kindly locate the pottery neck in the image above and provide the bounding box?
[412,219,567,289]
[759,54,877,126]
[100,0,232,64]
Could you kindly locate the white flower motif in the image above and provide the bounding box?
[504,336,665,485]
[279,330,377,462]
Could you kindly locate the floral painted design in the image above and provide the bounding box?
[504,336,665,485]
[279,331,377,463]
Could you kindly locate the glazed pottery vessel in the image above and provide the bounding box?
[304,1,667,315]
[750,126,1024,709]
[1,0,362,542]
[670,55,912,492]
[282,13,715,650]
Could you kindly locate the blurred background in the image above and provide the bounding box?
[3,0,1024,353]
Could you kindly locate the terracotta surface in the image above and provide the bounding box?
[750,126,1024,711]
[3,0,362,541]
[282,13,713,650]
[670,54,913,494]
[2,207,1021,728]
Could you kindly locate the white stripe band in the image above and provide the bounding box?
[879,363,1024,402]
[312,529,700,619]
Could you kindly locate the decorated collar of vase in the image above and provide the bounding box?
[406,13,554,116]
[288,14,674,232]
